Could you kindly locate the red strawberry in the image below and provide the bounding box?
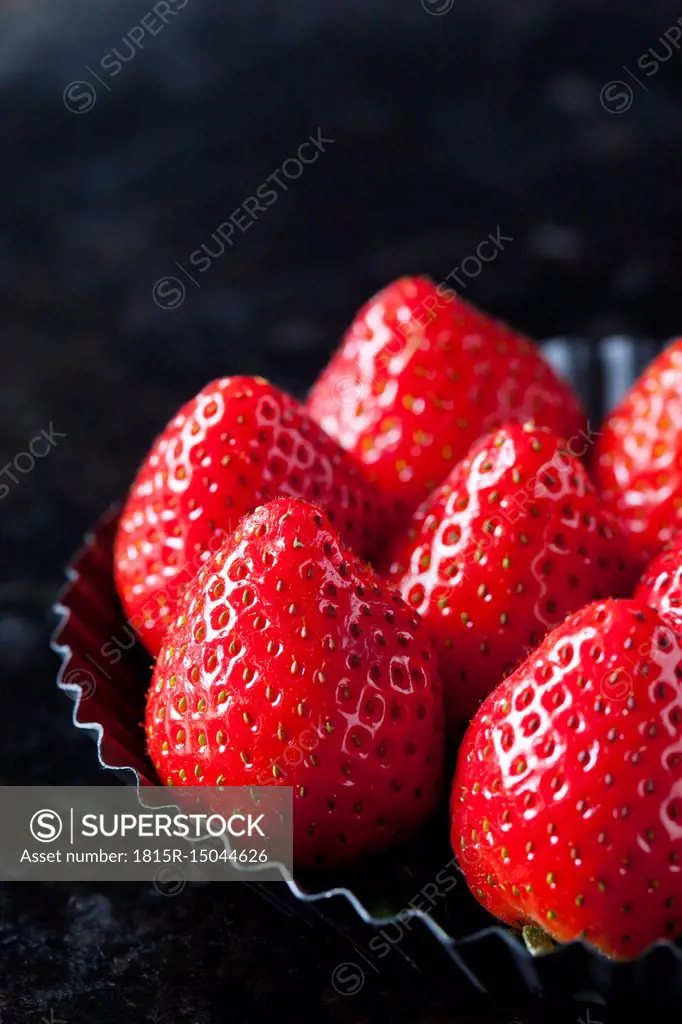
[307,276,585,531]
[114,376,381,656]
[593,338,682,565]
[389,422,637,728]
[145,497,444,869]
[635,529,682,630]
[451,599,682,960]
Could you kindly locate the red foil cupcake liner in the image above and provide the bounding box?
[52,338,682,1011]
[53,508,156,786]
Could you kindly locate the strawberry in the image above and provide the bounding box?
[451,599,682,960]
[635,529,682,630]
[145,497,445,869]
[389,422,637,728]
[593,338,682,566]
[306,276,585,531]
[114,376,381,656]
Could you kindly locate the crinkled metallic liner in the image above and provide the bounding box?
[52,512,682,1000]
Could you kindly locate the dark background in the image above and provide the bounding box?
[3,0,682,1020]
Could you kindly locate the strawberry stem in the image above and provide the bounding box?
[522,924,556,956]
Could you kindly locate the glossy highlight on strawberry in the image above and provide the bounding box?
[390,422,637,728]
[114,376,381,656]
[451,599,682,960]
[635,529,682,630]
[594,338,682,565]
[307,276,585,531]
[145,497,445,869]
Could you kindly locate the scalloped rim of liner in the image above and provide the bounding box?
[50,506,682,996]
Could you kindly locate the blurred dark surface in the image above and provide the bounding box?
[3,0,682,1020]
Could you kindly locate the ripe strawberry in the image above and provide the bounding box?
[389,422,637,728]
[145,497,445,869]
[307,276,585,531]
[635,530,682,630]
[593,338,682,565]
[114,376,381,656]
[451,599,682,960]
